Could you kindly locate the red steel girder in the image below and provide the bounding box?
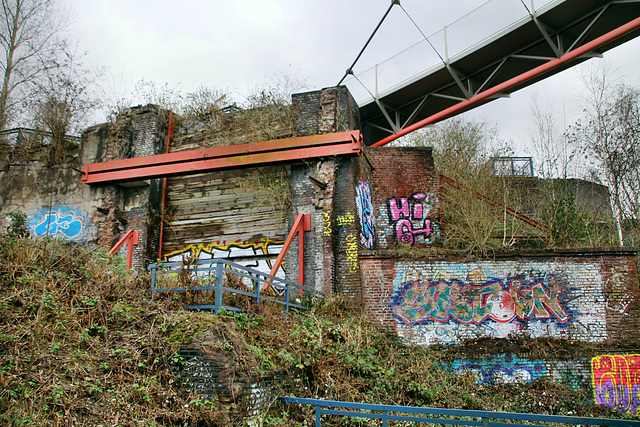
[83,130,363,185]
[108,229,140,270]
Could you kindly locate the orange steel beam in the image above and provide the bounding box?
[83,131,362,185]
[440,174,549,232]
[267,214,311,289]
[372,17,640,147]
[109,229,140,270]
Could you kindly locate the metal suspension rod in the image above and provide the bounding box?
[337,0,400,86]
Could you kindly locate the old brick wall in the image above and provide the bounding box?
[92,105,167,269]
[358,250,640,416]
[364,146,440,249]
[285,86,361,294]
[444,352,640,417]
[359,251,640,345]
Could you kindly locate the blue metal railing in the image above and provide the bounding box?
[281,397,640,427]
[148,258,322,312]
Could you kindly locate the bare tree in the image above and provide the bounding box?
[0,0,68,131]
[526,95,579,180]
[568,64,640,245]
[33,46,101,164]
[401,118,541,255]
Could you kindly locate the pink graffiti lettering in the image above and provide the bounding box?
[387,193,438,245]
[592,355,640,416]
[393,277,569,326]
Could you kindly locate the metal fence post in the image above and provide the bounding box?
[382,409,388,427]
[255,276,261,305]
[285,284,290,312]
[315,405,321,427]
[214,261,223,313]
[150,265,157,298]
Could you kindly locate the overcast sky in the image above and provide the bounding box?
[62,0,640,155]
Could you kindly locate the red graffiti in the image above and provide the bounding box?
[592,355,640,416]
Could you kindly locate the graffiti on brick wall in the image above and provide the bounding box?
[336,213,355,226]
[451,354,547,384]
[592,354,640,416]
[164,240,285,290]
[345,234,358,273]
[31,207,86,239]
[392,275,569,327]
[384,263,596,345]
[323,211,332,237]
[355,181,375,249]
[604,269,634,317]
[385,192,439,245]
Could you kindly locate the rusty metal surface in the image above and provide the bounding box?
[83,130,362,185]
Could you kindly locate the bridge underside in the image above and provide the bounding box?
[359,0,640,145]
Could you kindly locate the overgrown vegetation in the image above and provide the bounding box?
[1,221,631,425]
[396,116,627,256]
[0,231,223,425]
[399,119,543,255]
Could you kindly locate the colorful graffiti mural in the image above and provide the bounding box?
[386,192,439,245]
[355,181,375,249]
[592,354,640,416]
[392,275,569,327]
[31,207,86,239]
[386,262,609,345]
[164,240,286,289]
[451,354,547,384]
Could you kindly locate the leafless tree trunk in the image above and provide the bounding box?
[0,0,67,130]
[568,63,640,246]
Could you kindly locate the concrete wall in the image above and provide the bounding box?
[0,105,168,270]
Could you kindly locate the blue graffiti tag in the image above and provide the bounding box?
[451,354,547,384]
[355,181,376,249]
[33,209,84,238]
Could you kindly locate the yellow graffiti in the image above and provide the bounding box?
[163,239,284,264]
[336,212,355,226]
[323,211,332,237]
[345,234,358,273]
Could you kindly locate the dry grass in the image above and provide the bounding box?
[0,234,630,426]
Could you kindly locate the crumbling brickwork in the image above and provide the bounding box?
[83,105,167,267]
[286,86,361,295]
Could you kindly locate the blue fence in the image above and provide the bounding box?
[148,258,321,312]
[281,397,640,427]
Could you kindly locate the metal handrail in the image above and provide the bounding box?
[281,397,640,427]
[148,258,322,312]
